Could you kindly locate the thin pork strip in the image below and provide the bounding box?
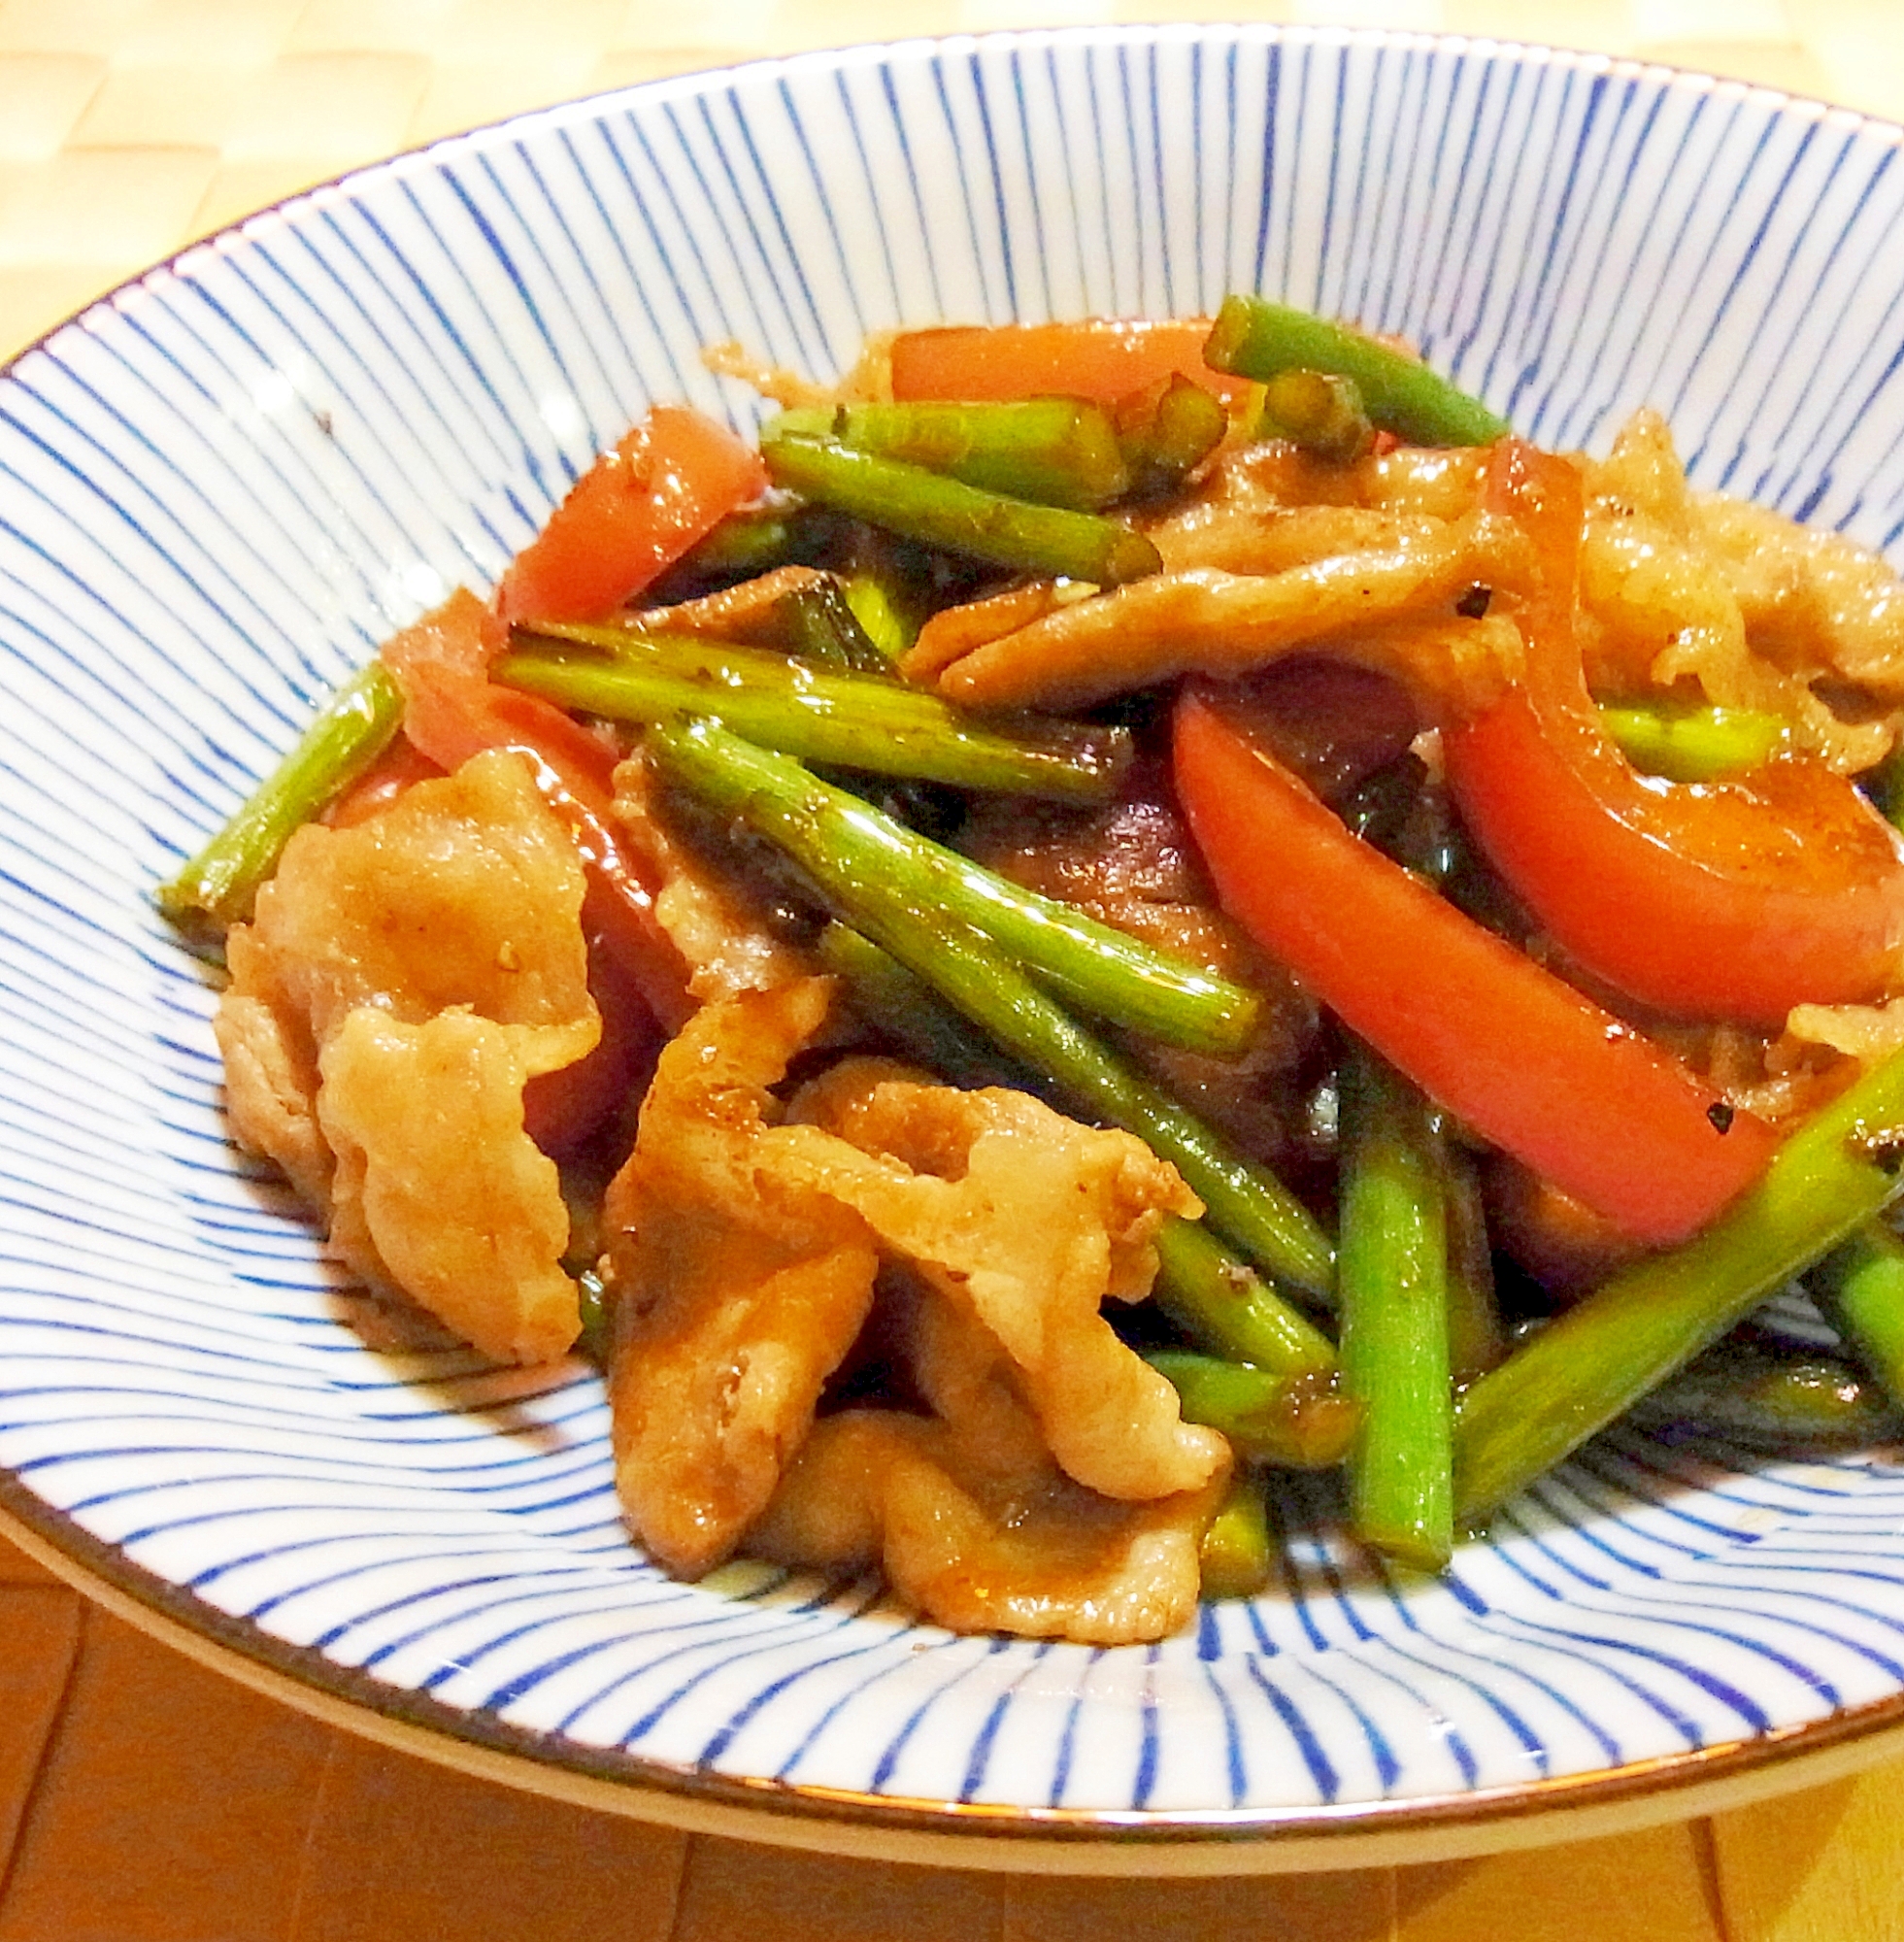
[931,539,1515,714]
[782,1058,1223,1502]
[602,979,878,1577]
[750,1280,1225,1645]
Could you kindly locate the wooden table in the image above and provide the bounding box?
[4,1,1904,1934]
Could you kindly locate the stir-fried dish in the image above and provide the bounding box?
[161,298,1904,1645]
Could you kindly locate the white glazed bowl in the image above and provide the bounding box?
[4,25,1904,1873]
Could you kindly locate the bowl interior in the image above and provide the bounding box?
[3,24,1904,1838]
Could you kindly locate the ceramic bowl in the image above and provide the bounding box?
[4,24,1904,1874]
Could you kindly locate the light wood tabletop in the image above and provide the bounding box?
[5,2,1904,1936]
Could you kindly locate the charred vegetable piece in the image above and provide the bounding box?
[841,565,919,660]
[759,433,1162,585]
[1453,1043,1904,1523]
[767,399,1131,511]
[647,719,1335,1295]
[1598,702,1789,784]
[1204,295,1507,447]
[156,658,405,934]
[500,627,1129,804]
[1147,1351,1358,1469]
[668,501,806,583]
[1255,369,1376,464]
[1338,1047,1453,1570]
[1198,1471,1275,1599]
[1627,1335,1904,1450]
[1114,374,1230,494]
[1813,1221,1904,1408]
[777,576,896,677]
[1441,1140,1504,1385]
[838,526,932,660]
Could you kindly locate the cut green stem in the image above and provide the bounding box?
[1441,1139,1504,1386]
[1114,374,1230,495]
[1198,1471,1275,1600]
[667,500,804,583]
[1338,1046,1454,1571]
[776,576,898,677]
[1627,1334,1903,1451]
[815,921,1032,1092]
[760,433,1162,585]
[1148,1351,1357,1469]
[645,718,1257,1055]
[1454,1046,1904,1523]
[1599,702,1788,783]
[155,658,405,933]
[1812,1220,1904,1408]
[500,627,1129,805]
[1204,295,1507,448]
[767,399,1130,511]
[1152,1216,1337,1381]
[647,719,1334,1295]
[1255,369,1376,463]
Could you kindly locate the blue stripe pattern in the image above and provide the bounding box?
[1,25,1903,1828]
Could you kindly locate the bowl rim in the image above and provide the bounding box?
[8,20,1904,1869]
[10,1468,1904,1874]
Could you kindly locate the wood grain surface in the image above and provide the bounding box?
[4,2,1904,1935]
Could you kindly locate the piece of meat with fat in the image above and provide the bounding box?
[959,769,1321,1167]
[750,1277,1226,1645]
[215,749,599,1364]
[783,1057,1222,1501]
[601,978,880,1577]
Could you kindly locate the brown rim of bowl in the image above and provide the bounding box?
[4,23,1904,1875]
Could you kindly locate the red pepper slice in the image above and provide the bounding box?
[1173,686,1781,1246]
[889,318,1252,406]
[520,925,659,1159]
[1442,441,1904,1026]
[498,405,768,625]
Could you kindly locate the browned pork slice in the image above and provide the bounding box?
[601,978,879,1577]
[783,1058,1222,1501]
[215,749,599,1363]
[1580,409,1894,772]
[627,563,827,646]
[318,1010,582,1363]
[912,527,1520,716]
[611,750,815,1005]
[750,1279,1226,1645]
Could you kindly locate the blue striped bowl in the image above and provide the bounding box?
[4,25,1904,1870]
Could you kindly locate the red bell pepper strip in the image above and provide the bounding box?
[1173,686,1781,1247]
[498,405,768,625]
[889,318,1253,407]
[520,927,660,1159]
[1442,441,1904,1026]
